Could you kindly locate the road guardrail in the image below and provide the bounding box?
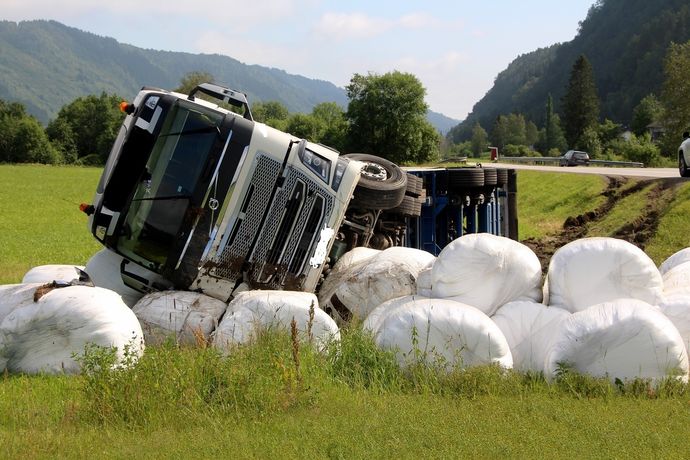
[499,157,644,168]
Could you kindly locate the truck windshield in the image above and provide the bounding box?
[117,101,224,270]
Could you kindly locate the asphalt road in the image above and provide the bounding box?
[489,162,682,179]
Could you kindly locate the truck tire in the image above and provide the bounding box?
[680,153,690,178]
[344,153,407,209]
[390,195,423,217]
[483,168,498,186]
[496,169,509,187]
[448,168,484,188]
[405,174,424,198]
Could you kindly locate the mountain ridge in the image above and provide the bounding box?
[0,19,459,132]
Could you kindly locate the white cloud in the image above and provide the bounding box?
[312,12,393,41]
[398,12,439,29]
[5,0,303,29]
[195,31,309,73]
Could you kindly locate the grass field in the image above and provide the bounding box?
[2,164,690,457]
[0,164,101,284]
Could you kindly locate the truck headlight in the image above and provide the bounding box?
[299,147,331,184]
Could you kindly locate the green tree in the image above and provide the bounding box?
[631,94,663,136]
[578,126,603,158]
[470,123,488,158]
[45,117,78,164]
[525,120,539,147]
[345,71,437,164]
[311,102,347,152]
[562,55,600,149]
[48,92,125,164]
[608,133,661,166]
[252,100,289,128]
[175,71,216,94]
[542,94,567,153]
[0,100,60,164]
[598,119,623,145]
[285,113,323,141]
[491,115,508,151]
[506,113,527,146]
[661,40,690,157]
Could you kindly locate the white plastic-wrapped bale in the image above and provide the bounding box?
[0,284,41,324]
[662,261,690,297]
[370,297,513,370]
[318,247,435,321]
[491,301,570,373]
[213,291,339,353]
[133,291,228,346]
[330,247,380,276]
[0,284,144,374]
[544,299,689,383]
[416,268,433,298]
[85,249,144,307]
[545,237,664,313]
[363,295,428,336]
[431,233,542,316]
[659,293,690,352]
[22,265,86,284]
[659,247,690,276]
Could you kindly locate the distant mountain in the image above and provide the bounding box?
[449,0,690,142]
[0,19,456,133]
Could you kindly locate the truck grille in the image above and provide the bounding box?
[250,166,334,290]
[211,156,334,291]
[213,155,282,281]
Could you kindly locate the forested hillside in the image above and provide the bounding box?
[449,0,690,142]
[0,20,457,131]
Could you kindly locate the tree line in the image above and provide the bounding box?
[1,70,441,167]
[449,39,690,167]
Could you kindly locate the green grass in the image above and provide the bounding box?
[1,332,690,457]
[645,181,690,265]
[517,170,607,239]
[0,164,102,284]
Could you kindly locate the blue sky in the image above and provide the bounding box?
[5,0,595,120]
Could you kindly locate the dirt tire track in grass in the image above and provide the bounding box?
[522,176,685,273]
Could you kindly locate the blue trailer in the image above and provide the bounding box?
[400,167,518,255]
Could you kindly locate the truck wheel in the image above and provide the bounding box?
[448,168,484,188]
[344,153,407,209]
[483,168,498,187]
[496,169,509,187]
[405,174,424,198]
[390,195,423,217]
[680,153,690,178]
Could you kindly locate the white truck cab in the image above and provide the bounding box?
[85,83,408,301]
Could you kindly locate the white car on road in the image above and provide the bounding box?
[680,131,690,177]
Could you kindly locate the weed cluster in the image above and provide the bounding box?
[70,325,690,429]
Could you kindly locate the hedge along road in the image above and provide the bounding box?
[491,162,680,179]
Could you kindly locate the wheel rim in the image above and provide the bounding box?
[361,162,388,181]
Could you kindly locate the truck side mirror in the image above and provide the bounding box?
[684,131,690,140]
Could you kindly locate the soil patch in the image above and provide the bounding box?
[522,176,685,273]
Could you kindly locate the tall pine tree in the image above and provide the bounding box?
[561,55,600,149]
[544,94,567,153]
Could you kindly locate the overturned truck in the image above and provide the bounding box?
[81,83,515,303]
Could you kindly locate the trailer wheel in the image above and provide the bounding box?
[344,153,407,209]
[448,167,484,188]
[496,169,509,187]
